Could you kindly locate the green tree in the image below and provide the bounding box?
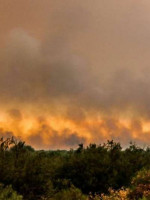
[0,184,22,200]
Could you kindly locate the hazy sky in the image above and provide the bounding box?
[1,0,150,149]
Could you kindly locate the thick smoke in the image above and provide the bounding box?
[0,0,150,148]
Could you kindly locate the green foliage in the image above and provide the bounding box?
[1,138,150,199]
[49,185,87,200]
[128,169,150,200]
[139,198,148,200]
[0,184,22,200]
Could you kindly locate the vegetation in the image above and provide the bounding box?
[1,137,150,199]
[0,183,22,200]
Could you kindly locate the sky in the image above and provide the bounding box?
[0,0,150,149]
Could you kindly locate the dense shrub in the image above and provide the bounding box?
[1,138,150,199]
[99,188,129,200]
[128,169,150,200]
[48,185,87,200]
[0,184,22,200]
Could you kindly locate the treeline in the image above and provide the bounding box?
[1,138,150,199]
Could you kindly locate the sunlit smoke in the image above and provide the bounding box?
[1,0,150,148]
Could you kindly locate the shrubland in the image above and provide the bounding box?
[1,137,150,199]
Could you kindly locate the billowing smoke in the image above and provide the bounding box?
[0,0,150,148]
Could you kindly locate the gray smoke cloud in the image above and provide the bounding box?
[1,0,150,147]
[0,26,150,118]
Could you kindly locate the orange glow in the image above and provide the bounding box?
[0,109,150,149]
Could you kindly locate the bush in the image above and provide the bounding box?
[49,185,87,200]
[0,184,23,200]
[93,188,129,200]
[128,169,150,200]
